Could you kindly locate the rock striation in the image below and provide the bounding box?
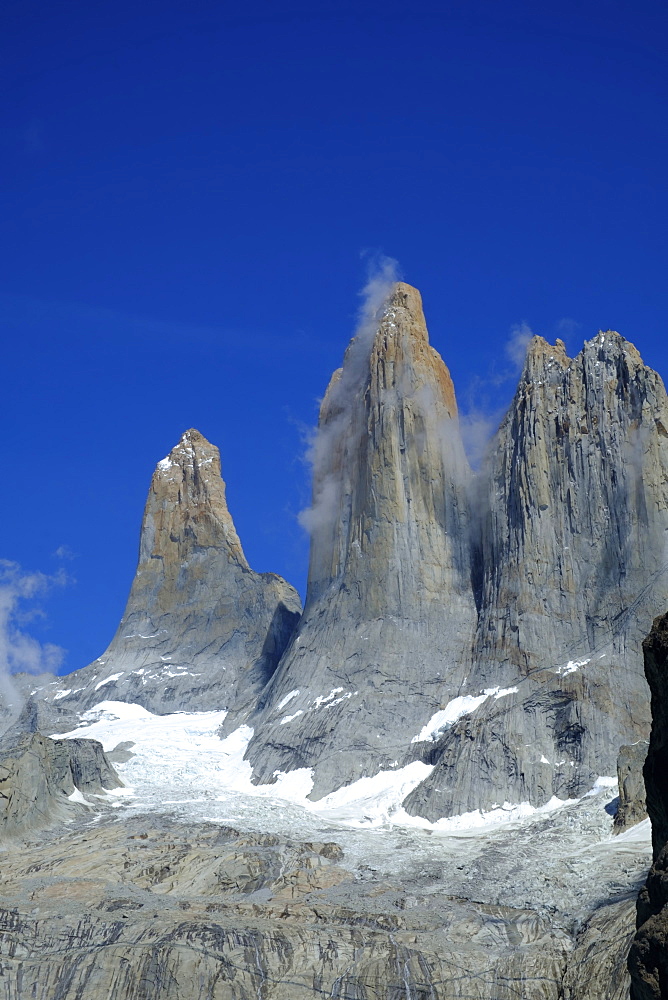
[614,742,648,833]
[241,283,478,797]
[239,292,668,812]
[0,731,122,838]
[0,791,648,1000]
[35,430,301,723]
[405,329,668,818]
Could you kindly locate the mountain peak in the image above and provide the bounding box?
[147,428,246,569]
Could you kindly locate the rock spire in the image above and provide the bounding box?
[405,329,668,818]
[39,429,301,719]
[243,282,478,797]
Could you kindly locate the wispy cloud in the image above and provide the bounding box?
[52,544,76,561]
[505,321,534,371]
[0,560,68,711]
[298,256,399,539]
[0,291,327,357]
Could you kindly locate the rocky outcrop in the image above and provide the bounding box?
[0,732,122,837]
[629,613,668,1000]
[405,330,668,818]
[241,283,478,797]
[0,794,649,1000]
[36,430,301,722]
[614,742,648,833]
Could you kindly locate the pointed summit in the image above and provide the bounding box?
[244,282,477,797]
[141,428,248,570]
[43,430,301,717]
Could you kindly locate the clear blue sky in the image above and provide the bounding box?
[1,0,666,676]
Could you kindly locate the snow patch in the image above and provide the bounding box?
[68,787,90,805]
[280,710,304,725]
[313,688,344,708]
[49,702,612,836]
[54,689,71,701]
[393,795,577,835]
[310,762,433,828]
[277,690,300,711]
[556,657,590,676]
[412,686,517,743]
[94,673,124,691]
[586,775,618,796]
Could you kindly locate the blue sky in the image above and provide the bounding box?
[1,0,667,676]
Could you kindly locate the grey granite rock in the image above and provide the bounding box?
[241,283,478,798]
[406,330,668,818]
[0,731,122,838]
[33,429,301,722]
[0,789,649,1000]
[614,742,648,833]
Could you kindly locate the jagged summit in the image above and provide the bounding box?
[36,429,302,722]
[405,322,668,819]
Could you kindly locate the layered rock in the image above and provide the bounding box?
[242,282,478,797]
[0,792,649,1000]
[405,330,668,818]
[38,429,301,721]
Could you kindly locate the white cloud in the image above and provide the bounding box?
[298,256,400,541]
[0,560,68,710]
[506,321,534,370]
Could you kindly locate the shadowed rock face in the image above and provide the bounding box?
[243,282,478,797]
[405,329,668,818]
[0,731,122,837]
[35,429,301,722]
[629,613,668,1000]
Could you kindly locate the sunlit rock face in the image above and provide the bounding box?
[243,282,478,798]
[244,293,668,812]
[20,286,668,823]
[406,329,668,818]
[37,429,301,722]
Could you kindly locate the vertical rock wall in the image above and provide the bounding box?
[244,283,478,797]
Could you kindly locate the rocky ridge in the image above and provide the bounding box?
[404,327,668,818]
[0,753,650,1000]
[240,286,668,812]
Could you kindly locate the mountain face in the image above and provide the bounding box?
[405,330,668,818]
[15,285,668,822]
[242,289,668,810]
[36,429,301,722]
[241,283,478,797]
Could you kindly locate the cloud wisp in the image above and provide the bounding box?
[298,257,399,541]
[458,321,537,469]
[0,560,67,713]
